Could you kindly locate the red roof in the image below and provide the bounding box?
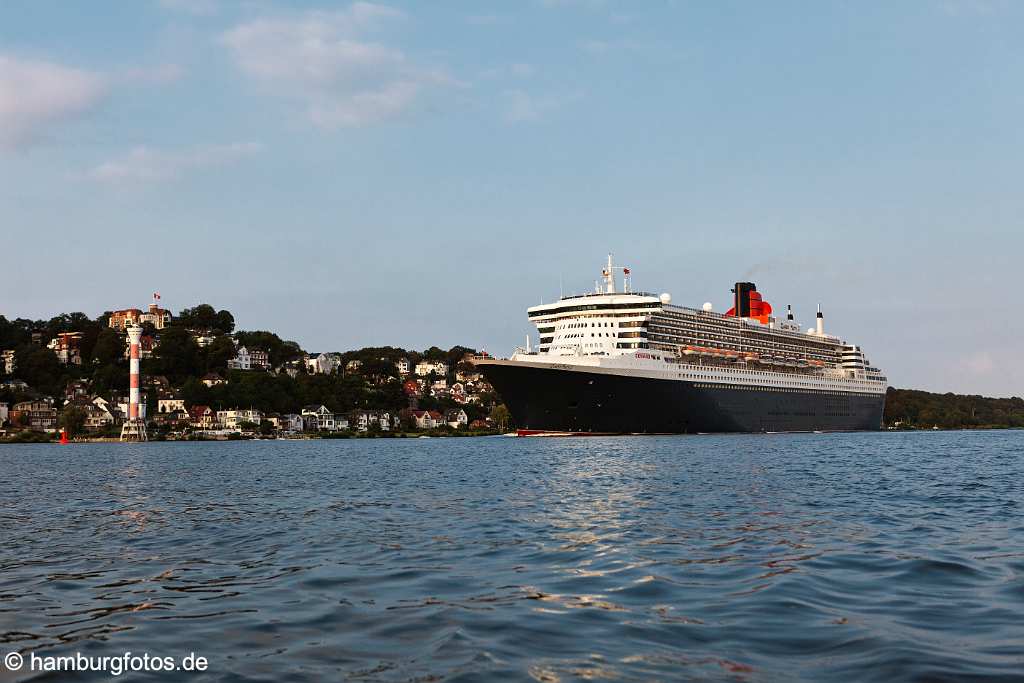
[188,405,211,419]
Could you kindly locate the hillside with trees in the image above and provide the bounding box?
[884,388,1024,429]
[0,306,501,439]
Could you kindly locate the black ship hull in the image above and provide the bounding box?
[478,361,885,434]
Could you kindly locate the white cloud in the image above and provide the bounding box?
[0,55,184,152]
[222,3,454,129]
[89,142,261,183]
[0,55,108,150]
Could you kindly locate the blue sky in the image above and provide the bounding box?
[2,0,1022,396]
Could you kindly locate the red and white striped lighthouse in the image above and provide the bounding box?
[120,324,148,441]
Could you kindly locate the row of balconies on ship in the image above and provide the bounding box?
[539,330,647,345]
[646,318,845,354]
[647,331,841,364]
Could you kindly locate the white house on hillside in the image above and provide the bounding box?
[228,346,251,370]
[306,353,341,375]
[415,360,448,377]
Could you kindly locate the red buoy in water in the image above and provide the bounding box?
[59,429,69,444]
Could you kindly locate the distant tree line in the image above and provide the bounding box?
[885,388,1024,429]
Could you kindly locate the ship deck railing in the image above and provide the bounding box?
[558,291,660,301]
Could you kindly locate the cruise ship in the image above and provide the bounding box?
[475,255,887,434]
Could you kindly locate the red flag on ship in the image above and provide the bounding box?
[153,292,161,301]
[623,268,630,275]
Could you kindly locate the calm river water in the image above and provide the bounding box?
[1,431,1022,682]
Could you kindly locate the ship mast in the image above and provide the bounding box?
[603,254,616,294]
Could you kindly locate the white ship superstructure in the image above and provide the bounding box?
[520,255,886,396]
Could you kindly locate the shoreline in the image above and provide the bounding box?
[4,425,1023,445]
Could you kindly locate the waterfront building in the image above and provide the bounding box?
[446,409,469,429]
[11,400,58,431]
[216,408,263,430]
[411,410,444,429]
[350,410,392,432]
[188,405,216,429]
[301,405,336,431]
[68,398,115,431]
[281,414,305,433]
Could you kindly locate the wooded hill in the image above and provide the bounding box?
[885,387,1024,429]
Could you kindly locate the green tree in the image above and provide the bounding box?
[177,304,218,331]
[92,329,124,366]
[204,336,236,371]
[16,346,66,396]
[215,310,235,334]
[180,377,212,407]
[233,330,302,367]
[151,327,200,382]
[60,405,87,437]
[489,404,511,432]
[91,364,128,397]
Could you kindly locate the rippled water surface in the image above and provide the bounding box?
[2,431,1023,682]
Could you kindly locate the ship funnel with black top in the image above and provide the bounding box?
[726,282,772,323]
[732,282,756,318]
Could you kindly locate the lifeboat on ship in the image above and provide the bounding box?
[682,346,699,356]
